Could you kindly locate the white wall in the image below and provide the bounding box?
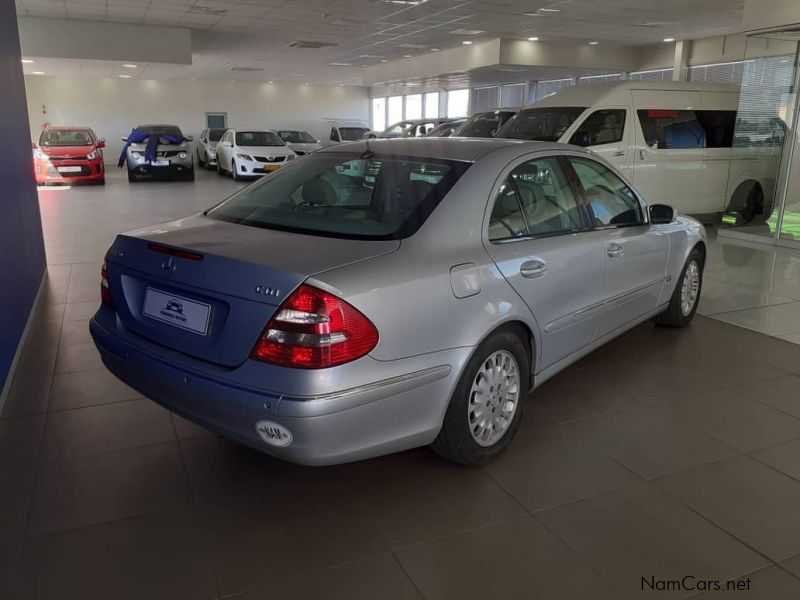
[24,76,369,162]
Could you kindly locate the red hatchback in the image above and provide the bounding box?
[34,126,106,185]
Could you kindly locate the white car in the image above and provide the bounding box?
[276,130,322,156]
[216,129,296,180]
[196,128,227,169]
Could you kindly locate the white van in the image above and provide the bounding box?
[495,81,779,222]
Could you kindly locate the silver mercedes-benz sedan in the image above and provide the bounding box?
[90,138,706,466]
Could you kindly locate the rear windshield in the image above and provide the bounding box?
[278,130,316,143]
[138,125,183,138]
[495,107,586,141]
[236,131,284,146]
[208,129,226,142]
[206,152,470,240]
[39,130,93,146]
[454,111,516,138]
[339,127,370,141]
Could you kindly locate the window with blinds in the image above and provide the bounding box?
[531,78,574,102]
[578,73,623,84]
[688,61,745,84]
[628,69,673,81]
[472,87,499,113]
[732,56,795,149]
[500,83,526,107]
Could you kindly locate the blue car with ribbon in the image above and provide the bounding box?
[119,124,195,182]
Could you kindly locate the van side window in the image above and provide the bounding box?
[568,157,643,228]
[330,128,340,142]
[637,109,737,149]
[570,109,626,147]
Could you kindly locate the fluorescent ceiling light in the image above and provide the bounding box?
[431,48,439,52]
[403,54,412,58]
[122,63,138,68]
[528,36,539,41]
[267,80,274,84]
[450,29,485,35]
[118,74,131,78]
[663,37,675,42]
[525,8,560,16]
[588,41,599,45]
[540,7,560,12]
[32,71,45,75]
[329,62,351,66]
[380,59,389,62]
[21,59,34,64]
[462,40,473,45]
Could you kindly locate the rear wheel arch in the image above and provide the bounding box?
[470,320,536,388]
[729,179,767,223]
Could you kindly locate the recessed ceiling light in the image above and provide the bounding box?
[380,59,388,63]
[524,8,560,16]
[118,74,131,78]
[329,62,351,66]
[540,7,560,12]
[338,83,344,86]
[588,41,599,45]
[431,48,439,52]
[267,80,274,84]
[403,54,412,58]
[462,40,473,45]
[21,59,34,64]
[450,29,485,35]
[663,37,675,42]
[528,36,539,41]
[32,71,45,75]
[122,63,138,68]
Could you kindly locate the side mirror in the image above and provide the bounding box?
[97,140,106,148]
[121,136,128,142]
[185,135,194,142]
[649,204,675,224]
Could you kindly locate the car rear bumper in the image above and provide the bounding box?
[90,316,467,465]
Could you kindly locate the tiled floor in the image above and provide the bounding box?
[2,169,800,598]
[700,235,800,345]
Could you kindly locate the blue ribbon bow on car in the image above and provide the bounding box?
[118,128,187,167]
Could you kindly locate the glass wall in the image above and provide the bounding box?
[387,95,403,125]
[500,83,525,108]
[405,94,422,120]
[473,87,499,113]
[371,98,386,132]
[424,92,440,118]
[447,89,469,117]
[721,31,800,244]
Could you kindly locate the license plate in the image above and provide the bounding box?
[264,165,280,172]
[142,288,211,335]
[151,160,169,167]
[57,166,82,173]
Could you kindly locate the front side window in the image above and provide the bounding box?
[207,153,470,240]
[569,157,643,227]
[637,109,736,149]
[570,109,626,147]
[39,129,93,146]
[496,107,587,141]
[489,157,583,241]
[235,131,284,147]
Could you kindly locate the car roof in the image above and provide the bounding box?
[319,137,578,162]
[529,80,739,108]
[42,126,92,131]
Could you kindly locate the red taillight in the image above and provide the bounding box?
[250,284,378,369]
[147,243,203,261]
[101,260,114,308]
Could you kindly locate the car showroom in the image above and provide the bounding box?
[3,0,800,598]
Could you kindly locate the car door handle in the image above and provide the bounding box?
[612,151,626,157]
[607,244,625,258]
[520,260,547,278]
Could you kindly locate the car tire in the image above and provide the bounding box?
[736,184,766,225]
[127,169,138,183]
[232,159,242,181]
[216,160,224,176]
[96,177,106,186]
[197,152,205,168]
[654,247,704,328]
[431,329,529,466]
[185,168,195,182]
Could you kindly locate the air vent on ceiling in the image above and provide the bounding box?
[229,66,264,72]
[288,40,338,49]
[189,6,227,15]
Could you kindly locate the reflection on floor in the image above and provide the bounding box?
[702,231,800,345]
[1,170,800,598]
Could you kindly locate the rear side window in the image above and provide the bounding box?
[489,157,583,241]
[568,157,643,227]
[207,153,470,240]
[570,109,626,147]
[637,109,737,149]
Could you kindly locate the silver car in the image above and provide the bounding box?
[196,128,226,169]
[123,124,194,182]
[91,138,705,466]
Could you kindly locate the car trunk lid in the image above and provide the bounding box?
[105,215,398,367]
